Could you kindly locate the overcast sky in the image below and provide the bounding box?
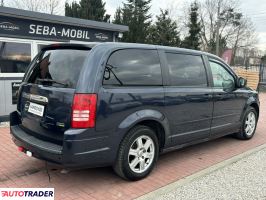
[103,0,266,51]
[240,0,266,51]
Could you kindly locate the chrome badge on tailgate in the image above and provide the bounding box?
[22,92,48,103]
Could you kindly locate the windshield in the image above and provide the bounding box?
[27,49,89,88]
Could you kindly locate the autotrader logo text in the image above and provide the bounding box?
[0,188,54,200]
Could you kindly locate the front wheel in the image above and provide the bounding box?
[113,125,159,181]
[234,106,258,140]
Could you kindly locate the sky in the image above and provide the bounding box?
[18,0,266,51]
[240,0,266,51]
[103,0,266,52]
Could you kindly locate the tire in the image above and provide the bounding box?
[234,106,258,140]
[113,125,159,181]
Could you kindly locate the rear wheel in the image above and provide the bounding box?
[113,125,159,181]
[235,106,258,140]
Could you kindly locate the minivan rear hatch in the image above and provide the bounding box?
[18,45,90,145]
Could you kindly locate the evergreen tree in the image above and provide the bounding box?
[209,35,227,56]
[182,1,201,50]
[113,7,123,25]
[65,1,81,18]
[113,0,152,43]
[147,9,180,47]
[65,0,109,22]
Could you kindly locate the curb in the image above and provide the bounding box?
[136,143,266,200]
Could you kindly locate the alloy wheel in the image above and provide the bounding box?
[245,111,256,136]
[128,135,155,174]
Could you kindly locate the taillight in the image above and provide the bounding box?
[71,94,97,128]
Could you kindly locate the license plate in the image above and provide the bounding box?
[27,102,44,117]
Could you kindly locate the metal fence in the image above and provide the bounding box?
[259,64,266,85]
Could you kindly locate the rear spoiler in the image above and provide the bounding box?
[41,43,95,51]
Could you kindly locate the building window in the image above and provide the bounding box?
[0,41,31,73]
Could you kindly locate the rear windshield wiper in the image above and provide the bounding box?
[105,64,124,86]
[36,78,69,87]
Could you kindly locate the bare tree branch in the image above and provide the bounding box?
[7,0,63,15]
[198,0,257,56]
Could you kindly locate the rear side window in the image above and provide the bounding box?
[166,53,207,87]
[103,49,162,86]
[27,49,89,88]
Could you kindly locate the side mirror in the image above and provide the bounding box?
[222,79,235,92]
[237,77,247,88]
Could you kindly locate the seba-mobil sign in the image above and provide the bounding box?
[0,15,113,42]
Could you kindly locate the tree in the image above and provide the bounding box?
[182,1,201,50]
[113,0,152,43]
[208,35,227,55]
[65,0,110,22]
[147,9,180,47]
[46,0,61,14]
[10,0,43,12]
[9,0,62,14]
[65,1,81,18]
[199,0,238,54]
[113,7,123,25]
[261,55,266,65]
[228,17,257,65]
[198,0,256,58]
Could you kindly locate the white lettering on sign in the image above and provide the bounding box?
[77,30,82,38]
[61,28,70,37]
[29,24,91,40]
[43,26,50,35]
[70,29,76,38]
[50,27,56,36]
[29,24,35,34]
[12,82,21,87]
[36,25,42,34]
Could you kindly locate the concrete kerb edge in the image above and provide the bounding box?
[136,142,266,200]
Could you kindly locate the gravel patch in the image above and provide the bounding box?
[154,148,266,200]
[0,122,10,128]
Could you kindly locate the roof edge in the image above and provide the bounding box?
[0,6,129,32]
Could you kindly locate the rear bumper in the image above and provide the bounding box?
[11,125,63,163]
[10,111,115,168]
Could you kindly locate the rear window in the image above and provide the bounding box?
[27,49,89,88]
[103,49,162,86]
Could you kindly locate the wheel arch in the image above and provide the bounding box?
[249,102,259,118]
[241,98,260,122]
[235,100,259,140]
[118,109,171,150]
[137,120,166,150]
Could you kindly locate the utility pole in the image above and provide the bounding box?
[215,0,221,56]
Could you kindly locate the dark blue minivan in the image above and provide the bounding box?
[10,43,259,180]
